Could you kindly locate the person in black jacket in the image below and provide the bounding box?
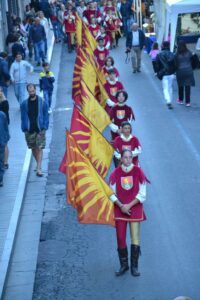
[126,23,146,73]
[120,0,133,37]
[156,41,176,110]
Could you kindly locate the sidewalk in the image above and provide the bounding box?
[0,28,54,297]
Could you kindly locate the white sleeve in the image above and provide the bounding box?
[109,182,118,203]
[109,123,118,132]
[135,183,146,203]
[114,150,121,159]
[97,16,102,23]
[83,17,89,24]
[132,146,142,157]
[106,98,115,107]
[105,41,111,49]
[10,64,14,81]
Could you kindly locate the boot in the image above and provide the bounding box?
[130,245,141,276]
[115,247,129,276]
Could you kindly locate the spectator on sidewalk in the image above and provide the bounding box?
[175,41,195,107]
[126,23,146,73]
[11,35,26,60]
[0,52,11,97]
[20,83,49,177]
[10,52,34,105]
[39,62,55,113]
[0,88,10,169]
[29,17,46,66]
[149,42,160,74]
[38,11,49,57]
[156,41,176,110]
[0,111,10,187]
[49,1,62,43]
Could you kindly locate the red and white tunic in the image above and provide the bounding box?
[104,79,124,103]
[109,104,135,140]
[109,164,147,222]
[113,134,141,165]
[96,33,111,49]
[105,14,117,32]
[94,46,109,67]
[103,66,120,80]
[63,11,76,33]
[88,24,100,38]
[83,9,102,25]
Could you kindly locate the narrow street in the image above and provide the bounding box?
[32,39,200,300]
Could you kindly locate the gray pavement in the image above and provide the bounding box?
[0,29,54,299]
[32,39,200,300]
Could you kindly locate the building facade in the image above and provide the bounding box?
[0,0,29,51]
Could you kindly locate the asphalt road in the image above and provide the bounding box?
[33,40,200,300]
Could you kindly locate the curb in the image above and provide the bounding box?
[0,31,55,299]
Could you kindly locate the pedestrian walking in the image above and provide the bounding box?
[156,41,176,110]
[0,88,10,169]
[29,17,46,66]
[126,23,146,73]
[175,41,195,107]
[109,149,148,277]
[0,52,11,97]
[11,35,26,60]
[0,111,10,187]
[38,11,49,57]
[20,83,49,177]
[113,122,141,167]
[109,90,135,141]
[10,52,33,105]
[39,62,55,113]
[120,0,133,37]
[149,41,160,74]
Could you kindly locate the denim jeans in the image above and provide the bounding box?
[51,20,61,40]
[43,90,53,108]
[0,145,5,182]
[14,83,26,104]
[34,40,45,63]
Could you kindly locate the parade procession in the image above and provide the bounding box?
[0,0,200,299]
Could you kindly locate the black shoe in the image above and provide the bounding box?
[130,245,141,277]
[4,163,9,169]
[133,70,137,73]
[115,247,129,276]
[137,69,141,72]
[167,103,173,109]
[0,181,3,187]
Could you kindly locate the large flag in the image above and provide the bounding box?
[80,80,111,132]
[75,13,82,47]
[82,21,97,52]
[66,131,115,226]
[71,106,113,177]
[72,47,97,100]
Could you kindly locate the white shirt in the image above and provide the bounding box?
[10,60,33,83]
[132,31,139,46]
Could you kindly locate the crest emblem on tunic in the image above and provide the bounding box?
[122,145,131,151]
[110,87,117,96]
[99,53,105,60]
[121,176,133,190]
[116,110,125,119]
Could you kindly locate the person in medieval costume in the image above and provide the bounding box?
[109,149,148,277]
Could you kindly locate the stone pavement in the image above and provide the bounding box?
[0,28,54,298]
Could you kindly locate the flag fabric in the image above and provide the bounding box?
[80,80,111,132]
[82,21,97,52]
[66,131,115,226]
[75,13,82,47]
[72,47,97,100]
[71,106,113,177]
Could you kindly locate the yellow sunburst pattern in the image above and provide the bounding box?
[66,131,115,226]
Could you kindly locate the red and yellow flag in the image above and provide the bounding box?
[75,13,82,47]
[72,47,97,100]
[71,106,113,177]
[66,131,115,226]
[82,21,97,52]
[80,80,111,132]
